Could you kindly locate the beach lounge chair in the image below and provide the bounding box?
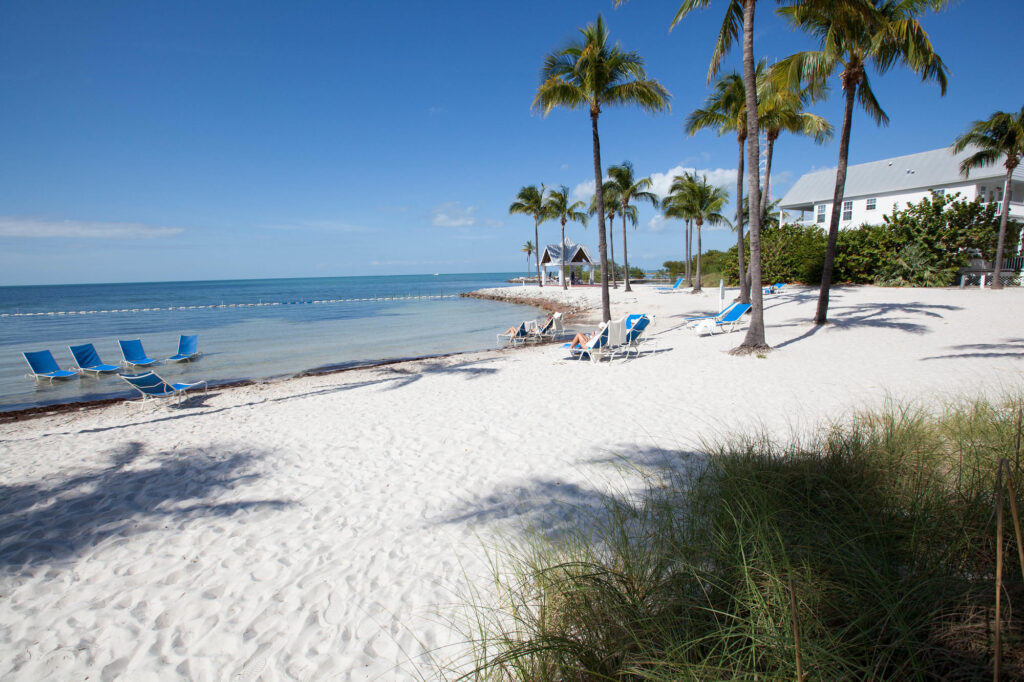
[564,322,609,362]
[167,334,201,362]
[693,303,751,335]
[118,339,157,368]
[655,277,684,292]
[528,312,565,342]
[763,282,786,295]
[23,350,78,382]
[120,371,208,406]
[617,314,655,358]
[68,343,121,375]
[683,302,738,326]
[497,322,530,346]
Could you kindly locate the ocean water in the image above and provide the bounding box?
[0,273,542,412]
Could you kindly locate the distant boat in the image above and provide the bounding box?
[433,273,439,276]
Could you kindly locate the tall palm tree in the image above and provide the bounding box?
[952,107,1024,290]
[521,240,536,276]
[685,71,750,303]
[509,185,548,287]
[671,0,770,352]
[534,15,670,322]
[607,161,659,292]
[757,77,832,220]
[543,186,588,290]
[777,0,948,324]
[589,182,622,288]
[665,173,730,292]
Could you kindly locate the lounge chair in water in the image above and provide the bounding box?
[23,350,78,382]
[167,334,200,362]
[120,371,208,407]
[692,303,751,335]
[68,343,121,375]
[118,339,157,369]
[655,277,684,292]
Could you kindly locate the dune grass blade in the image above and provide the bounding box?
[460,394,1024,680]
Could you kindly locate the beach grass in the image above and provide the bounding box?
[458,394,1024,680]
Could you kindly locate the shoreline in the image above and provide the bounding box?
[1,289,582,423]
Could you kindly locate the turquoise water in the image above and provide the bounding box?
[0,273,541,412]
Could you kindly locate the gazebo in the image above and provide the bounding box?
[538,239,596,286]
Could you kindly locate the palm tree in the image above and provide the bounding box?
[534,15,670,322]
[509,185,548,287]
[776,0,948,324]
[671,0,770,352]
[665,173,730,292]
[543,186,588,290]
[685,71,750,303]
[952,107,1024,290]
[607,161,659,292]
[757,77,832,220]
[588,182,622,288]
[521,240,536,277]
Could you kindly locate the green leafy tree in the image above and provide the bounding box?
[776,0,949,323]
[952,106,1024,289]
[607,161,659,292]
[534,15,670,321]
[664,173,730,292]
[589,182,623,288]
[521,240,535,276]
[509,185,548,287]
[543,186,588,290]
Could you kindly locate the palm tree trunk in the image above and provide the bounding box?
[561,220,567,290]
[760,133,777,220]
[534,217,542,287]
[736,137,749,303]
[610,223,617,288]
[622,206,632,292]
[685,219,693,286]
[737,0,767,351]
[695,219,703,293]
[992,165,1013,290]
[814,77,857,324]
[591,111,610,322]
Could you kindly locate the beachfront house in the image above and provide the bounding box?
[538,239,596,286]
[780,145,1024,231]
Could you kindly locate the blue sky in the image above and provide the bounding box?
[1,0,1021,285]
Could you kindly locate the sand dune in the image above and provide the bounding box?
[2,284,1023,680]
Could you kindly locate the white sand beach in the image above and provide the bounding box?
[2,284,1023,681]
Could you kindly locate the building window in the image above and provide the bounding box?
[816,204,825,223]
[980,185,987,201]
[866,198,876,211]
[935,188,945,197]
[842,200,852,221]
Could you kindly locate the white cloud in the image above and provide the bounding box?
[430,202,477,227]
[0,217,184,239]
[648,165,737,199]
[648,214,669,232]
[571,179,597,202]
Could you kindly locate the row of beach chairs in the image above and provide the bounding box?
[565,314,654,363]
[23,334,206,407]
[497,312,566,346]
[657,278,787,297]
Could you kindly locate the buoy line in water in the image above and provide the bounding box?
[0,294,460,318]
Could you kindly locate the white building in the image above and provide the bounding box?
[780,145,1024,229]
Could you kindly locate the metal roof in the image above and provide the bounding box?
[780,145,1024,209]
[539,239,595,265]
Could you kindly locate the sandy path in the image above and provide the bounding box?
[2,284,1022,680]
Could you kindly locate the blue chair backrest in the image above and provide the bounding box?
[672,277,683,288]
[626,316,650,341]
[24,350,60,374]
[177,334,198,356]
[625,314,643,329]
[719,303,751,323]
[119,339,147,362]
[69,343,102,368]
[122,372,172,396]
[588,326,609,349]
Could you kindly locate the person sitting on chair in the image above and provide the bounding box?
[567,330,594,349]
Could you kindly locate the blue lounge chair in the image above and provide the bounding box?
[167,334,200,362]
[618,315,655,358]
[763,282,786,295]
[119,339,157,368]
[563,322,611,362]
[120,371,207,406]
[655,277,684,292]
[683,302,738,325]
[69,343,121,375]
[23,350,78,382]
[692,303,751,335]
